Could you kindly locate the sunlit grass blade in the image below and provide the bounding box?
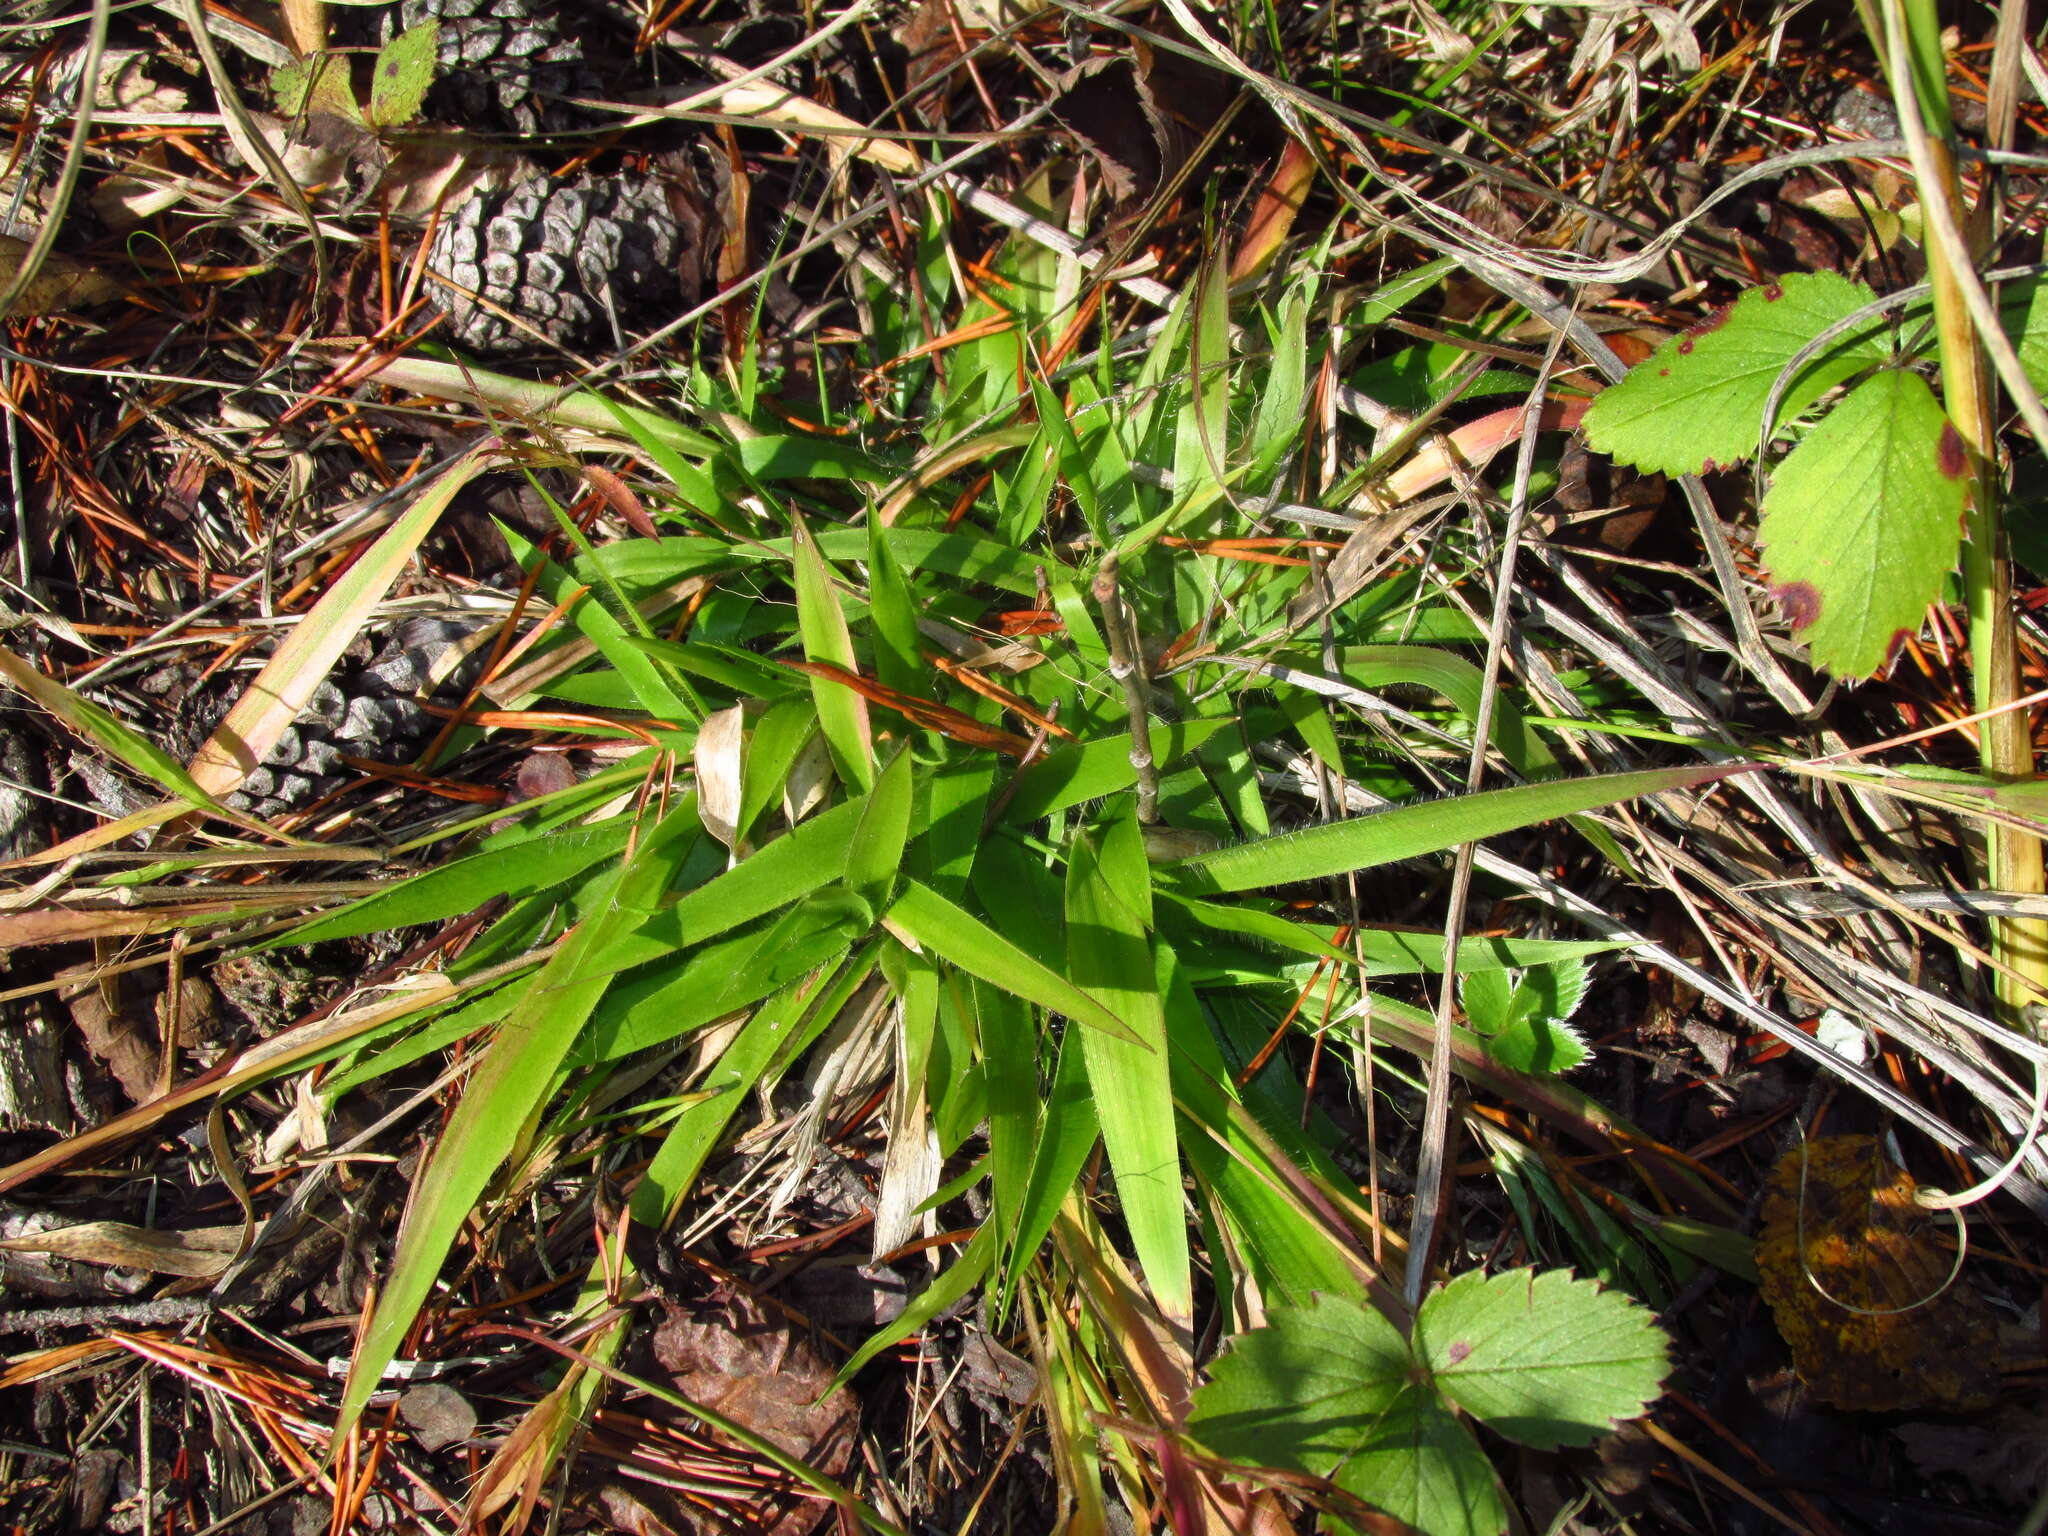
[882,880,1141,1046]
[336,800,696,1439]
[1169,766,1742,894]
[1065,808,1191,1323]
[793,515,875,791]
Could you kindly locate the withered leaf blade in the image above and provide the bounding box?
[0,1219,242,1278]
[0,235,124,316]
[1756,1135,2002,1410]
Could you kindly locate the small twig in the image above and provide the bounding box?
[1092,555,1158,825]
[0,1296,213,1334]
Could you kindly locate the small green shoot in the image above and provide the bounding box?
[271,22,438,133]
[1459,957,1592,1075]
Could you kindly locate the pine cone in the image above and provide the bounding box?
[152,619,479,823]
[387,0,597,136]
[428,174,681,355]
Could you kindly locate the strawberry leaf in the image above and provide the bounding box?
[1758,369,1967,678]
[1188,1294,1506,1536]
[1583,272,1891,476]
[1414,1269,1670,1451]
[1482,1014,1591,1075]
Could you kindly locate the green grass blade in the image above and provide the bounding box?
[882,880,1140,1047]
[279,818,638,946]
[1066,809,1191,1323]
[995,1022,1099,1314]
[580,792,866,978]
[0,647,238,820]
[629,947,875,1225]
[1170,766,1740,894]
[336,800,697,1439]
[846,745,913,908]
[792,515,874,792]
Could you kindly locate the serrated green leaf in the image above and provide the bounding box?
[1459,967,1513,1036]
[1582,272,1890,476]
[272,51,361,125]
[1189,1294,1505,1536]
[366,20,438,128]
[1415,1268,1670,1450]
[1481,1015,1591,1075]
[1523,957,1590,1022]
[1757,369,1967,677]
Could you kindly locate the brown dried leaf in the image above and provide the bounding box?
[650,1295,857,1536]
[0,235,123,316]
[66,987,158,1105]
[1756,1135,2002,1410]
[1896,1401,2048,1507]
[0,1219,242,1278]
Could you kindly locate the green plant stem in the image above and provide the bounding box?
[1093,555,1160,824]
[1879,0,2048,1015]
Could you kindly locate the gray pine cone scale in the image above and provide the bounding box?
[430,175,682,356]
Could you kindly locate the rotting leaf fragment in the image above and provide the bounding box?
[1756,1136,2002,1410]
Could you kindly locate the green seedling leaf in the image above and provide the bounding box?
[366,20,438,129]
[1414,1267,1670,1450]
[1757,369,1968,677]
[272,51,362,126]
[1583,272,1890,476]
[1169,765,1738,894]
[1188,1293,1505,1536]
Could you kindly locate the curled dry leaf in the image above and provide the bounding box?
[694,704,746,852]
[1756,1135,2002,1410]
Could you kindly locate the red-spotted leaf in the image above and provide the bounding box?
[1582,271,1891,476]
[1757,370,1967,678]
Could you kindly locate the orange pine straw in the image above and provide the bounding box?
[780,658,1037,757]
[425,705,667,748]
[995,609,1062,637]
[880,311,1016,371]
[925,650,1075,739]
[1159,535,1345,567]
[1235,925,1356,1087]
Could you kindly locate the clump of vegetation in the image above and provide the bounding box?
[2,1,2046,1533]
